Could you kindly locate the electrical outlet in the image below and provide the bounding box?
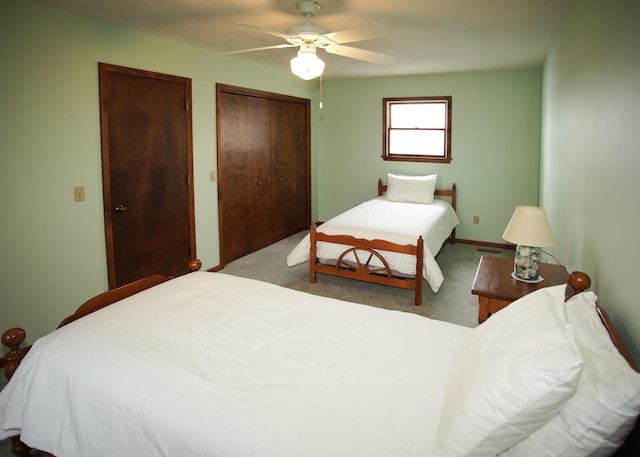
[74,186,85,202]
[473,215,480,224]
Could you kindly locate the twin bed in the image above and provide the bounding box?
[287,173,460,305]
[1,269,640,456]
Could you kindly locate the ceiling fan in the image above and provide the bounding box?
[222,1,395,80]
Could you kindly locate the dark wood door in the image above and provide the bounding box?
[99,63,196,288]
[270,99,310,241]
[217,91,272,263]
[217,84,310,265]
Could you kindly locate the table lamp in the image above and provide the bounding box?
[502,206,556,282]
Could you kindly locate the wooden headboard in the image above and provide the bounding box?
[377,178,457,242]
[603,300,640,455]
[377,178,457,211]
[564,271,639,456]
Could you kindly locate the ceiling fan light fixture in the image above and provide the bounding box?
[229,1,394,77]
[290,47,325,80]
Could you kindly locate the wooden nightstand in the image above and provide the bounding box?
[471,255,569,323]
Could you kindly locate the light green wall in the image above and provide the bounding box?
[0,0,316,342]
[10,0,633,362]
[1,1,544,344]
[541,0,640,361]
[316,69,543,242]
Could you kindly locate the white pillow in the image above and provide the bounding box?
[385,172,437,204]
[435,286,583,457]
[500,290,640,457]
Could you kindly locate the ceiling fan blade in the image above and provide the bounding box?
[324,45,395,65]
[220,43,298,55]
[323,23,391,44]
[233,21,292,41]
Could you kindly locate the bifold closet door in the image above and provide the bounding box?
[269,99,310,241]
[217,84,310,265]
[217,91,272,264]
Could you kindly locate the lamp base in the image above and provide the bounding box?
[511,272,544,284]
[513,244,541,282]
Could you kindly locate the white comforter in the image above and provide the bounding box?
[287,197,460,293]
[0,272,469,457]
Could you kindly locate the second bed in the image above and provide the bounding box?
[287,173,459,304]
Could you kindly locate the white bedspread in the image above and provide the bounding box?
[0,272,469,457]
[287,198,460,293]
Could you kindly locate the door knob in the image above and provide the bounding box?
[114,204,127,212]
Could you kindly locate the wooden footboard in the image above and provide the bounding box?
[307,179,457,306]
[309,223,425,305]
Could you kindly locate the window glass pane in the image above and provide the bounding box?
[389,130,445,156]
[390,103,446,129]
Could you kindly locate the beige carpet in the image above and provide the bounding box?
[219,230,512,328]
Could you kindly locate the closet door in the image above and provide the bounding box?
[217,84,310,265]
[270,99,310,242]
[217,91,271,264]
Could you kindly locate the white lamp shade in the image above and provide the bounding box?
[290,50,325,80]
[502,206,555,247]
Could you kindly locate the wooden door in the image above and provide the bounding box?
[217,84,310,265]
[269,99,310,241]
[99,63,196,288]
[217,90,272,264]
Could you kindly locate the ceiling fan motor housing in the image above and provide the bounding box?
[287,23,330,39]
[297,1,321,16]
[288,1,329,39]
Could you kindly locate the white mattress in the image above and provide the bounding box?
[0,272,470,457]
[287,197,460,293]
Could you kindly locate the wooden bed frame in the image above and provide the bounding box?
[1,272,639,456]
[309,180,457,306]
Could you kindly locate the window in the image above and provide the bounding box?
[382,96,452,163]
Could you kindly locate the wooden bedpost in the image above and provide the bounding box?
[1,327,29,382]
[10,437,32,457]
[310,223,318,283]
[450,183,457,214]
[450,183,457,242]
[1,328,36,456]
[414,236,424,306]
[564,271,591,300]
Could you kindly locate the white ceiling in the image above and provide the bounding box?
[36,0,573,79]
